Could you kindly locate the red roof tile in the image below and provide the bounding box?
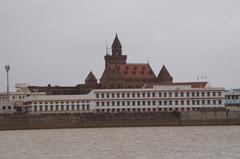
[105,63,156,79]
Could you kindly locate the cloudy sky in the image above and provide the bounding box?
[0,0,240,91]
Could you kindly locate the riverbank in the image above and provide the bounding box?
[0,110,240,130]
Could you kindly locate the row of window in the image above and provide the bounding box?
[225,95,240,100]
[0,95,26,101]
[33,101,89,105]
[33,104,90,112]
[96,100,223,107]
[96,91,222,99]
[96,107,202,113]
[0,106,13,110]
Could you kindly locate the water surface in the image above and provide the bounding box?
[0,126,240,159]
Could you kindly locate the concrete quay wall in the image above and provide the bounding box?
[0,111,240,130]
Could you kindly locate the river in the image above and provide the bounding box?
[0,126,240,159]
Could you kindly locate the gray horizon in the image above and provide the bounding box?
[0,0,240,91]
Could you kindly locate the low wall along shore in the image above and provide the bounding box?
[0,111,240,130]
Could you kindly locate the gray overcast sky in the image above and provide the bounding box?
[0,0,240,91]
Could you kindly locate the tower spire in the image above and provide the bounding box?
[111,33,122,56]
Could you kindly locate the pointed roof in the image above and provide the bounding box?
[85,71,97,83]
[157,65,173,83]
[101,63,156,79]
[111,34,122,49]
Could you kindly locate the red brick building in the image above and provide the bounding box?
[29,34,205,95]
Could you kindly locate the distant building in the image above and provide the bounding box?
[225,89,240,111]
[27,34,206,95]
[0,83,45,113]
[23,83,225,114]
[0,102,15,114]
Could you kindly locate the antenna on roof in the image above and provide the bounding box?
[105,42,109,55]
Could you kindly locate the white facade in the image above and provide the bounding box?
[225,89,240,111]
[0,83,46,113]
[24,84,225,114]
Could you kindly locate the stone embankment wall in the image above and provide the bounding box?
[0,111,240,130]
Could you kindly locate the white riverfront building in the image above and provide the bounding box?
[23,83,225,114]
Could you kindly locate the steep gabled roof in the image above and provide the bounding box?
[111,34,122,49]
[85,71,97,83]
[102,63,156,79]
[157,65,173,83]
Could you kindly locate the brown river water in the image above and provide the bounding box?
[0,126,240,159]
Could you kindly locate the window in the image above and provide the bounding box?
[61,105,64,110]
[147,101,151,105]
[187,92,190,97]
[159,101,162,105]
[142,101,146,106]
[77,105,80,110]
[218,92,222,97]
[181,100,184,105]
[164,93,167,97]
[56,105,59,111]
[202,100,205,105]
[137,93,140,97]
[127,101,130,106]
[137,101,141,106]
[51,105,54,111]
[127,93,130,98]
[112,93,115,98]
[96,102,99,107]
[122,101,125,106]
[159,93,162,97]
[132,93,135,98]
[207,92,210,97]
[122,93,125,98]
[175,93,178,97]
[175,101,178,105]
[66,105,69,110]
[117,93,120,98]
[117,101,120,106]
[45,106,48,111]
[213,92,216,97]
[152,101,156,105]
[101,94,104,98]
[164,101,167,105]
[187,100,190,105]
[152,93,155,97]
[207,100,211,105]
[101,102,105,106]
[106,93,109,98]
[142,93,145,97]
[86,105,89,110]
[202,92,205,97]
[112,102,115,106]
[34,106,37,111]
[218,100,222,105]
[192,92,195,97]
[181,93,184,97]
[192,100,195,105]
[96,93,99,98]
[196,100,200,105]
[196,92,199,97]
[132,101,135,106]
[107,102,110,106]
[147,93,150,97]
[169,93,172,97]
[82,105,85,110]
[213,100,216,105]
[169,101,172,105]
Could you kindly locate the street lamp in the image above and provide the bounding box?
[5,65,10,102]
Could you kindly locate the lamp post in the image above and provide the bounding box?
[5,65,10,102]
